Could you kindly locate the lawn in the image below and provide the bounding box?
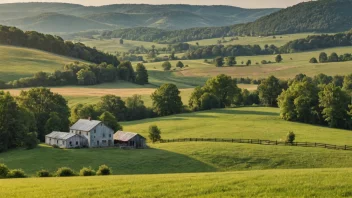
[187,33,317,47]
[0,45,83,82]
[0,168,351,198]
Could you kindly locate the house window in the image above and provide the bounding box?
[57,140,59,144]
[94,129,96,133]
[63,141,65,145]
[103,133,105,138]
[109,134,111,138]
[69,141,72,146]
[97,141,100,146]
[76,141,78,145]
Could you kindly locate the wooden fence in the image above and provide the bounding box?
[160,138,352,151]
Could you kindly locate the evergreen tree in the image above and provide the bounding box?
[135,63,148,85]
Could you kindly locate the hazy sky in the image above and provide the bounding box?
[1,0,308,8]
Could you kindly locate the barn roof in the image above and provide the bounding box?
[46,132,77,140]
[70,119,101,131]
[114,131,145,142]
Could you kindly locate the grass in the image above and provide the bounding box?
[122,107,352,145]
[0,142,351,176]
[187,33,317,47]
[0,45,83,82]
[0,168,351,198]
[80,38,168,53]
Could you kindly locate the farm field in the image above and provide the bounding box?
[0,168,351,198]
[0,45,82,82]
[187,33,317,47]
[143,46,352,79]
[80,38,168,53]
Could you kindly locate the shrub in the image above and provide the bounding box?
[286,131,296,144]
[37,170,51,177]
[96,165,112,176]
[148,125,162,143]
[56,167,76,177]
[0,164,9,178]
[310,57,318,63]
[52,144,60,149]
[79,167,96,176]
[261,60,268,64]
[7,169,27,178]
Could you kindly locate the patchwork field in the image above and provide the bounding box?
[0,168,351,198]
[0,45,82,82]
[143,46,352,79]
[187,33,317,47]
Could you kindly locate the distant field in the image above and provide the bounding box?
[0,168,351,198]
[80,38,168,53]
[5,82,256,107]
[0,45,81,82]
[143,46,352,79]
[187,33,316,47]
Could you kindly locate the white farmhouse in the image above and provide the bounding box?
[69,119,114,147]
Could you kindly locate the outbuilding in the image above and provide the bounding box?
[45,131,88,148]
[114,131,147,149]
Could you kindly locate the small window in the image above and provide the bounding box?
[94,129,96,133]
[57,140,59,144]
[76,141,78,145]
[109,134,111,138]
[103,133,105,138]
[69,141,72,146]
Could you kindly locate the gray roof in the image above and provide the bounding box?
[114,131,145,141]
[46,132,77,140]
[70,119,101,131]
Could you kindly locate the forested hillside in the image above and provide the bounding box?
[0,3,279,32]
[0,25,119,66]
[103,0,352,43]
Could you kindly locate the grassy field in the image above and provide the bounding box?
[0,168,351,198]
[122,107,352,145]
[143,46,352,79]
[187,33,316,47]
[80,38,168,53]
[0,45,82,82]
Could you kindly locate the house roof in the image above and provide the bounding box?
[46,132,77,140]
[70,119,101,131]
[114,131,145,142]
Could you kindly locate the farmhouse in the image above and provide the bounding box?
[45,131,88,149]
[114,131,147,149]
[70,119,114,147]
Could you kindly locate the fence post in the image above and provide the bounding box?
[346,145,347,150]
[276,140,277,145]
[315,142,316,147]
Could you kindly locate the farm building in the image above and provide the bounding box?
[70,119,114,148]
[45,132,88,149]
[114,131,147,149]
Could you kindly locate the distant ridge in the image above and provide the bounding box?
[0,2,279,32]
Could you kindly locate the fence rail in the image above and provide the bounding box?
[160,138,352,151]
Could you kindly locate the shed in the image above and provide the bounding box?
[45,131,88,148]
[114,131,147,149]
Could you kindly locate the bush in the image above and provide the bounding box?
[0,164,9,178]
[56,167,76,177]
[310,57,318,63]
[52,144,60,149]
[261,60,268,64]
[7,169,26,178]
[96,165,112,176]
[79,167,96,176]
[37,170,51,177]
[286,131,296,144]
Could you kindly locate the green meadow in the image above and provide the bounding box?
[0,168,351,198]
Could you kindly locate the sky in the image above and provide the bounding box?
[1,0,308,8]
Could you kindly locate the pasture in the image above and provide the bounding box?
[0,168,351,198]
[0,45,82,82]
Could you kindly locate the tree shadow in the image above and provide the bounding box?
[216,108,279,116]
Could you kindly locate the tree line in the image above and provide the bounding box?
[0,25,119,66]
[0,61,148,89]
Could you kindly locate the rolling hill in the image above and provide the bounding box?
[0,3,279,32]
[103,0,352,43]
